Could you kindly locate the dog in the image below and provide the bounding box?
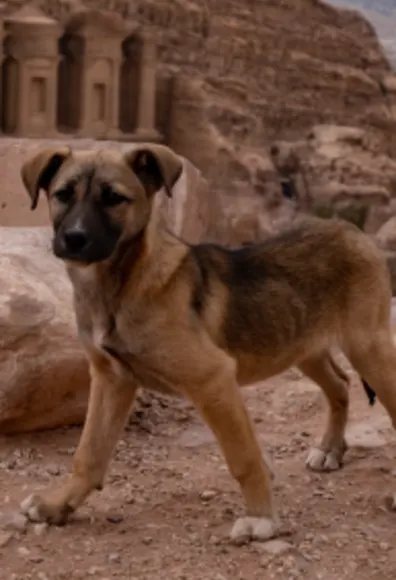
[19,143,396,544]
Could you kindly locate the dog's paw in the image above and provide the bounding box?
[20,494,72,525]
[305,447,343,472]
[230,516,279,545]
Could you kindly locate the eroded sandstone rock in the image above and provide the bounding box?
[0,227,89,433]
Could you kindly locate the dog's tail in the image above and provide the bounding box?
[361,378,377,406]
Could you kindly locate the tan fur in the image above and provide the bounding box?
[19,144,396,543]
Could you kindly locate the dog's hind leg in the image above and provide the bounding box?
[21,360,137,525]
[298,352,350,472]
[346,329,396,429]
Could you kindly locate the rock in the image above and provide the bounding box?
[376,216,396,251]
[88,567,104,576]
[259,539,293,556]
[155,155,211,245]
[17,546,30,557]
[0,227,90,434]
[108,552,121,564]
[142,536,153,545]
[46,464,62,476]
[33,523,48,537]
[272,125,396,232]
[381,74,396,94]
[379,542,390,551]
[387,493,396,511]
[200,490,217,502]
[386,252,396,296]
[0,531,13,547]
[0,511,28,532]
[106,514,123,524]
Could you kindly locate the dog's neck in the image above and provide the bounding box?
[66,220,188,303]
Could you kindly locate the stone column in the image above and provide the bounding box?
[106,51,122,139]
[77,55,91,136]
[0,25,4,134]
[3,6,61,137]
[134,33,161,142]
[48,56,61,135]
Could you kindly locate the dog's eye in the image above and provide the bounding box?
[53,187,74,204]
[101,186,130,207]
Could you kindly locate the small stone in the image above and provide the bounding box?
[33,523,48,536]
[0,531,13,547]
[260,539,293,556]
[106,514,123,524]
[385,493,396,511]
[142,536,153,545]
[379,542,390,551]
[200,490,216,501]
[17,546,30,556]
[108,552,121,563]
[88,567,104,575]
[46,464,61,476]
[38,573,49,580]
[0,511,28,532]
[57,447,75,456]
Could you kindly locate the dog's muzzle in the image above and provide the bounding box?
[63,228,89,255]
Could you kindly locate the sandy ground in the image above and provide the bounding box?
[1,137,396,579]
[1,366,396,580]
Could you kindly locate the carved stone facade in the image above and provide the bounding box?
[2,6,61,137]
[0,5,165,141]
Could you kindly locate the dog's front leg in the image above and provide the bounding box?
[188,360,279,545]
[21,360,137,525]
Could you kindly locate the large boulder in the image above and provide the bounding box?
[0,227,89,434]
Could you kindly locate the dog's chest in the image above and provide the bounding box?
[86,308,144,364]
[82,302,175,392]
[71,268,177,393]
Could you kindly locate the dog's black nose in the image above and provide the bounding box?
[63,229,88,254]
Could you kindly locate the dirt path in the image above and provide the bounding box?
[1,362,396,580]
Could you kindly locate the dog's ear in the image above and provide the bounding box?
[21,147,71,210]
[125,144,183,198]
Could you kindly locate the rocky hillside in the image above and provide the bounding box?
[2,0,396,250]
[328,1,396,67]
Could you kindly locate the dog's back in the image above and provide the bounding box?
[186,216,390,382]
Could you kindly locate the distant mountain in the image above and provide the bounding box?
[327,0,396,67]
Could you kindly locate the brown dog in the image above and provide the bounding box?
[19,143,396,544]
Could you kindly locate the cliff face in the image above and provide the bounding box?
[2,0,396,247]
[327,1,396,67]
[8,0,394,146]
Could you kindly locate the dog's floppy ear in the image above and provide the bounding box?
[125,144,183,198]
[21,147,71,210]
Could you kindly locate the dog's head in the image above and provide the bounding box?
[20,144,183,264]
